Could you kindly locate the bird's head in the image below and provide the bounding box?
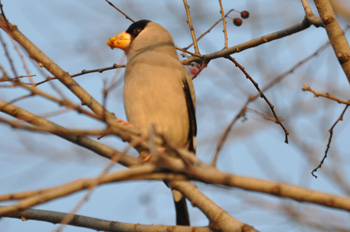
[107,20,177,59]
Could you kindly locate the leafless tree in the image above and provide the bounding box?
[0,0,349,231]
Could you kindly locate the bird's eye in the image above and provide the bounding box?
[133,28,142,35]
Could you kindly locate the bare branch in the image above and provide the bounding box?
[0,31,18,77]
[0,15,113,120]
[3,207,212,232]
[301,0,324,26]
[218,0,228,48]
[0,164,156,216]
[311,105,349,178]
[156,149,350,212]
[0,99,138,167]
[183,0,200,55]
[35,63,125,86]
[301,0,314,16]
[176,46,201,58]
[55,135,148,231]
[302,83,350,105]
[302,83,350,177]
[2,151,350,213]
[212,99,249,166]
[314,0,350,83]
[182,18,322,65]
[104,0,135,22]
[182,9,234,51]
[261,41,330,93]
[226,56,289,143]
[17,82,98,119]
[170,181,258,232]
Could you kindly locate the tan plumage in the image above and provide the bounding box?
[107,20,196,226]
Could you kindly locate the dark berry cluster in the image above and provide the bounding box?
[233,11,250,26]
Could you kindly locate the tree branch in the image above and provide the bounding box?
[0,99,138,167]
[35,63,126,86]
[218,0,228,48]
[314,0,350,83]
[0,15,113,121]
[311,104,349,178]
[1,148,349,230]
[105,0,135,23]
[181,9,234,51]
[183,0,200,55]
[3,207,212,232]
[302,83,350,104]
[226,56,289,143]
[182,18,322,65]
[171,181,258,232]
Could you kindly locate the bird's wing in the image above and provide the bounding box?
[182,76,197,153]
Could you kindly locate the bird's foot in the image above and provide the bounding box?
[140,147,166,163]
[157,147,166,153]
[117,119,132,128]
[142,154,152,162]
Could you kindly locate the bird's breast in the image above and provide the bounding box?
[123,57,190,148]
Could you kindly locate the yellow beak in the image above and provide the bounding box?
[107,31,131,52]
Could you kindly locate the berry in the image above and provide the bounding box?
[189,66,199,75]
[233,18,242,26]
[241,11,250,19]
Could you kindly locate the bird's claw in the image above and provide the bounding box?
[117,119,132,128]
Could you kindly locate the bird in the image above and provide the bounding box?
[107,20,197,226]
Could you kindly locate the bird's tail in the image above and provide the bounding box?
[172,189,190,226]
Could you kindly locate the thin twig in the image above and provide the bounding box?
[183,0,200,55]
[301,0,324,27]
[311,105,349,178]
[302,83,350,177]
[247,108,281,123]
[302,83,350,105]
[38,108,73,119]
[182,9,234,51]
[55,135,147,232]
[17,81,98,119]
[212,99,250,166]
[0,116,109,136]
[261,42,330,93]
[0,31,18,78]
[8,93,33,104]
[10,37,35,85]
[0,16,113,120]
[34,64,125,86]
[4,208,212,232]
[104,0,134,22]
[226,56,289,143]
[176,46,202,58]
[0,1,20,83]
[0,164,156,216]
[181,18,323,66]
[218,0,228,48]
[34,60,71,101]
[301,0,314,16]
[72,64,125,78]
[99,56,126,126]
[0,99,139,167]
[104,57,126,94]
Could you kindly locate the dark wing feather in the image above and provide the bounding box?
[182,78,197,153]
